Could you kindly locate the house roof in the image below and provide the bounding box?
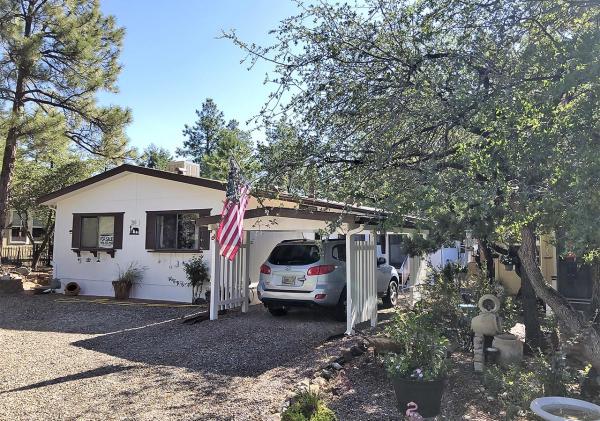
[36,164,384,215]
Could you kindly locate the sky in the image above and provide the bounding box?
[98,0,300,156]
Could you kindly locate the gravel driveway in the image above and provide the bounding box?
[0,294,346,420]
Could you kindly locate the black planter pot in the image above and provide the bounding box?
[391,376,445,418]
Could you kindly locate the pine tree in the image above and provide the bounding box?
[0,0,131,257]
[178,98,225,166]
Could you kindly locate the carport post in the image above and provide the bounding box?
[345,234,354,335]
[242,230,250,313]
[210,231,221,321]
[370,229,378,328]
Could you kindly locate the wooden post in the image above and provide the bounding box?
[242,230,250,313]
[345,233,354,335]
[209,230,220,321]
[370,230,378,328]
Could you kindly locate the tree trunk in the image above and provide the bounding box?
[30,215,54,270]
[0,11,32,261]
[590,261,600,327]
[477,239,495,282]
[519,225,600,370]
[519,264,545,352]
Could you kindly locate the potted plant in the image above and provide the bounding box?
[169,255,210,303]
[112,262,146,299]
[383,311,449,418]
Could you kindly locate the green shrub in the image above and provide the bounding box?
[115,262,146,286]
[383,310,450,380]
[169,255,210,301]
[483,352,583,419]
[413,265,472,351]
[281,391,336,421]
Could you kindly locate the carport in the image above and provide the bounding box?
[198,206,417,334]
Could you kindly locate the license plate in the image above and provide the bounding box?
[282,276,295,285]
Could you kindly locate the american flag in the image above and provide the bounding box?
[216,161,250,261]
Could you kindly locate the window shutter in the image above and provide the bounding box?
[113,213,124,249]
[71,214,81,248]
[199,226,210,250]
[145,212,157,249]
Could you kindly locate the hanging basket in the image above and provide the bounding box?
[112,281,132,300]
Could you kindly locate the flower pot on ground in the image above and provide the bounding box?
[112,262,146,300]
[383,311,450,418]
[391,376,445,418]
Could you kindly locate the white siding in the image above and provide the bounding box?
[52,172,303,302]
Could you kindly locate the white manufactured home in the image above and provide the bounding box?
[38,164,459,331]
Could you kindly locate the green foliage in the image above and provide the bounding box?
[414,265,473,351]
[383,310,450,380]
[201,124,259,181]
[281,391,336,421]
[170,255,210,301]
[0,0,132,156]
[483,353,582,420]
[116,262,146,286]
[178,99,257,180]
[136,144,172,170]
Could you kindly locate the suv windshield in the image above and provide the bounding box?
[268,244,321,265]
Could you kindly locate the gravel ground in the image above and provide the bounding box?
[326,351,526,421]
[0,293,349,421]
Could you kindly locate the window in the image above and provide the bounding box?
[332,244,346,262]
[145,209,210,251]
[80,216,115,248]
[156,213,198,250]
[71,213,124,254]
[268,244,320,265]
[9,211,26,243]
[32,217,45,242]
[376,234,387,254]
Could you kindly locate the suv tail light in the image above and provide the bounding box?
[260,264,271,275]
[307,265,336,276]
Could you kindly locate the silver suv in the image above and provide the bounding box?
[257,239,401,320]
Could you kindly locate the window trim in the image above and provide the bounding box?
[71,212,124,257]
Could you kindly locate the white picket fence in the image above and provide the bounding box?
[346,234,378,334]
[209,232,250,319]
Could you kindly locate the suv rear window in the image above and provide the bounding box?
[268,244,320,265]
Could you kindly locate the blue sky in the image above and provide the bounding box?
[98,0,299,155]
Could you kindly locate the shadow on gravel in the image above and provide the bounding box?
[72,306,345,377]
[0,364,138,394]
[0,294,197,334]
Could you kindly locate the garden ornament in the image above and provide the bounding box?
[471,294,502,372]
[405,402,424,421]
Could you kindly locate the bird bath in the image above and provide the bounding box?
[530,397,600,421]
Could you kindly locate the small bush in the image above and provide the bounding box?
[169,255,210,301]
[483,352,583,419]
[115,262,146,286]
[281,391,336,421]
[383,310,450,381]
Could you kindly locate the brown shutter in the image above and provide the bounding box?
[113,213,124,249]
[199,226,210,250]
[71,214,81,248]
[145,212,157,249]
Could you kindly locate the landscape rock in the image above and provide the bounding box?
[331,362,343,371]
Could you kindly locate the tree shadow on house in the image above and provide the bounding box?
[72,305,345,377]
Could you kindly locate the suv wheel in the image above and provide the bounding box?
[382,279,399,308]
[268,306,288,317]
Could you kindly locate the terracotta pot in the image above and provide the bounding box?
[112,281,132,300]
[64,282,80,296]
[391,376,445,418]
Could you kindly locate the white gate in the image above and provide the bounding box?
[209,231,250,320]
[346,233,378,334]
